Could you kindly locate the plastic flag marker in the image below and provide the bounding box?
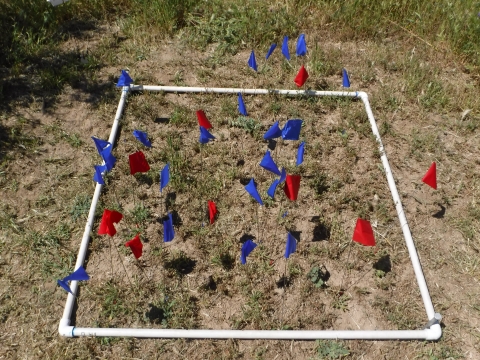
[248,50,258,71]
[296,141,305,166]
[279,167,287,183]
[92,137,116,171]
[294,65,309,87]
[260,150,281,176]
[296,34,307,56]
[422,162,437,190]
[57,266,90,294]
[282,119,303,140]
[160,163,170,193]
[245,178,264,205]
[116,70,133,87]
[196,110,212,130]
[163,212,175,242]
[240,239,257,264]
[93,164,106,185]
[238,93,248,116]
[284,174,301,201]
[267,179,280,198]
[133,130,152,148]
[285,232,297,258]
[352,219,376,246]
[342,68,351,88]
[266,43,277,59]
[92,136,110,156]
[263,121,282,139]
[208,200,217,224]
[98,209,123,236]
[129,151,150,175]
[282,36,290,60]
[125,234,143,259]
[199,126,215,144]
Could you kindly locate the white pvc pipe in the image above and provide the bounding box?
[59,87,129,332]
[59,85,441,341]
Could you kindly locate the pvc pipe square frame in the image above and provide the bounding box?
[59,85,442,340]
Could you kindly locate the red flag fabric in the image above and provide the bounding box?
[422,162,437,190]
[129,151,150,175]
[294,65,309,87]
[125,234,143,259]
[352,219,376,246]
[196,110,212,130]
[98,209,123,236]
[208,200,217,224]
[284,174,301,201]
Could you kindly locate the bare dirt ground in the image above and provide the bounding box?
[1,23,479,360]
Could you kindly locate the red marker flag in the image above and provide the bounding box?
[294,65,309,87]
[284,174,301,201]
[196,110,212,130]
[129,151,150,175]
[98,209,123,236]
[125,234,143,259]
[422,162,437,190]
[208,200,217,224]
[352,219,376,246]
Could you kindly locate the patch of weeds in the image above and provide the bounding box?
[332,294,351,312]
[100,281,131,320]
[314,340,350,359]
[70,194,91,221]
[25,223,71,249]
[307,265,330,288]
[211,252,235,271]
[309,172,329,197]
[170,105,191,126]
[130,203,151,225]
[409,129,438,159]
[372,296,420,329]
[420,80,449,110]
[44,123,83,148]
[229,117,261,136]
[234,290,272,330]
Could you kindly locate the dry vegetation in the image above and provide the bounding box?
[1,0,480,359]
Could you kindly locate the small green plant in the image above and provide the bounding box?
[228,117,261,135]
[130,204,151,225]
[332,294,351,312]
[307,265,329,288]
[315,340,350,359]
[70,194,91,221]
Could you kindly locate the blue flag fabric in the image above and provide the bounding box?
[57,266,90,294]
[116,70,133,87]
[101,147,116,171]
[296,34,307,56]
[260,150,281,175]
[285,232,297,259]
[296,141,305,166]
[92,136,110,157]
[266,43,277,59]
[240,239,257,264]
[248,50,258,71]
[93,165,106,185]
[282,119,303,140]
[133,130,152,147]
[163,212,175,242]
[282,36,291,60]
[238,93,248,116]
[267,179,280,198]
[160,163,170,193]
[342,68,350,88]
[263,121,282,139]
[245,178,264,205]
[279,167,287,183]
[199,126,215,144]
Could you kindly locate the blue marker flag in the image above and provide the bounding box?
[163,212,175,242]
[296,34,307,56]
[199,126,215,144]
[285,232,297,259]
[296,141,305,166]
[248,50,258,71]
[238,93,247,116]
[92,136,110,157]
[101,147,116,171]
[240,239,257,264]
[279,167,287,183]
[93,165,106,185]
[160,163,170,193]
[260,150,281,176]
[267,179,280,198]
[263,121,282,140]
[116,70,133,87]
[245,178,264,205]
[282,119,303,140]
[133,130,152,147]
[57,266,90,294]
[282,36,291,60]
[266,43,277,60]
[342,68,350,88]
